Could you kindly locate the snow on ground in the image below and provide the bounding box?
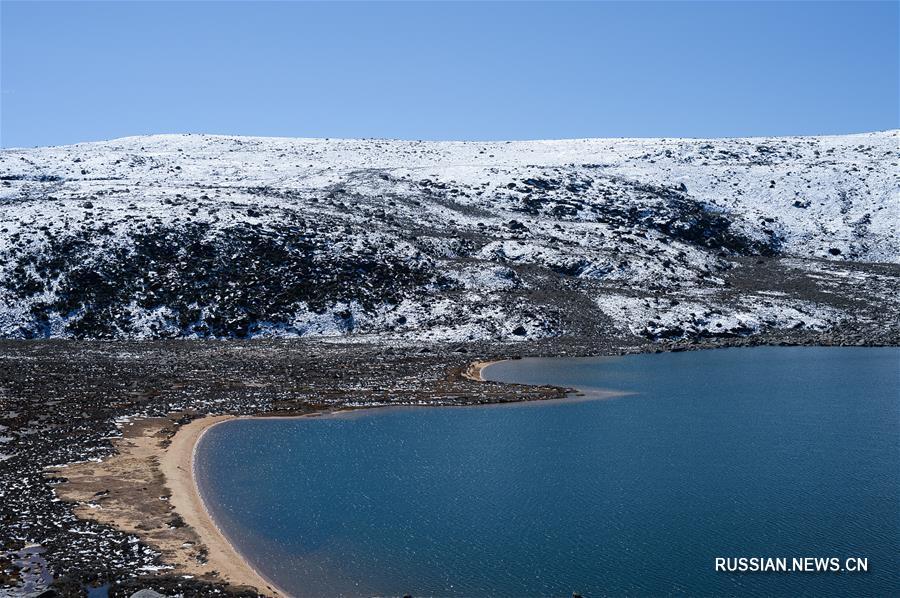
[0,131,897,341]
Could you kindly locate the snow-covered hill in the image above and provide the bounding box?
[0,131,897,341]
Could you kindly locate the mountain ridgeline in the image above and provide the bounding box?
[0,132,897,342]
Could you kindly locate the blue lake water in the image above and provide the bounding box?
[194,347,900,596]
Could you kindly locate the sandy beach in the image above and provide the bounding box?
[159,415,286,597]
[462,359,505,382]
[50,414,285,596]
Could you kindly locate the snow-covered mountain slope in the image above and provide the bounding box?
[0,131,897,341]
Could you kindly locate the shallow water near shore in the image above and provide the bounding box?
[195,347,900,597]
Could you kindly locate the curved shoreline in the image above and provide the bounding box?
[98,357,597,595]
[462,358,506,382]
[160,415,287,597]
[160,358,510,596]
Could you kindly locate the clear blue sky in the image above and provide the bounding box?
[1,1,897,147]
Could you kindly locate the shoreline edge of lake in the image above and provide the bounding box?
[160,414,288,597]
[44,345,897,595]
